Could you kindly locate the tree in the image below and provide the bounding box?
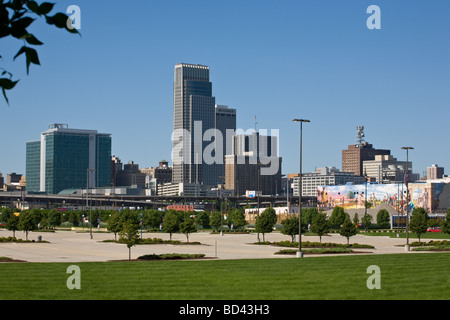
[6,214,19,238]
[310,212,330,243]
[227,208,247,231]
[339,217,357,245]
[409,207,428,242]
[281,216,298,242]
[18,211,36,240]
[180,217,196,242]
[255,208,277,242]
[142,210,163,231]
[0,0,79,104]
[361,214,373,232]
[377,209,390,229]
[119,221,140,260]
[162,210,180,240]
[329,206,347,229]
[353,213,359,225]
[195,211,210,230]
[107,212,122,241]
[440,209,450,238]
[47,209,61,228]
[209,211,222,232]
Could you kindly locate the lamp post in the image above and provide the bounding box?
[293,118,310,258]
[401,146,413,251]
[87,168,96,239]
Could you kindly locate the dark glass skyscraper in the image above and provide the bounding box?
[26,123,111,194]
[172,63,216,186]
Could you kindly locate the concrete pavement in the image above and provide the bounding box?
[0,228,424,263]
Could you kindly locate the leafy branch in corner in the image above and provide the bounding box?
[0,0,79,104]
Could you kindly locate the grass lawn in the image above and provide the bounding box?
[1,253,450,300]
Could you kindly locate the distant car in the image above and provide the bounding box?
[427,227,441,233]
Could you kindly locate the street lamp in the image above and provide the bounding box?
[293,118,310,258]
[401,146,413,251]
[87,168,96,240]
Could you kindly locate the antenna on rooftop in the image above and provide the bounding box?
[356,125,365,148]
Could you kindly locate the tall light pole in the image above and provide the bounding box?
[401,146,413,251]
[293,118,310,258]
[87,168,96,240]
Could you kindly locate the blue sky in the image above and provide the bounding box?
[1,0,449,178]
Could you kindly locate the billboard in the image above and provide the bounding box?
[317,182,446,213]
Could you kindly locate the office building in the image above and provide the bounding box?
[172,63,216,186]
[427,164,444,180]
[225,132,282,196]
[26,123,111,194]
[115,161,146,188]
[362,155,411,183]
[214,105,237,185]
[342,126,390,176]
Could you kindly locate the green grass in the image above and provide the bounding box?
[1,253,450,300]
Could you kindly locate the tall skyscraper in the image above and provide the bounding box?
[26,123,111,194]
[225,132,282,196]
[172,63,217,186]
[427,164,444,180]
[214,104,236,185]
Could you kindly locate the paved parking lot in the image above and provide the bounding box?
[0,228,418,263]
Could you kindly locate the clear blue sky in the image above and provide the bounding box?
[1,0,449,178]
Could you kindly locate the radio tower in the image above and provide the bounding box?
[356,126,365,148]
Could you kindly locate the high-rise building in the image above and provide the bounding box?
[225,132,282,196]
[26,123,111,194]
[172,63,216,186]
[362,155,411,183]
[427,164,444,180]
[214,104,236,185]
[342,126,390,176]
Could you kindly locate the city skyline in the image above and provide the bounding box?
[1,1,449,178]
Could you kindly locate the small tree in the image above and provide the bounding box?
[6,214,19,238]
[329,206,346,229]
[440,209,450,238]
[409,207,428,242]
[353,213,359,225]
[162,210,180,241]
[209,211,222,232]
[255,208,277,242]
[310,212,330,243]
[18,211,36,241]
[377,209,390,229]
[361,214,373,232]
[195,211,210,230]
[107,212,122,241]
[180,217,197,242]
[119,221,140,260]
[227,208,247,231]
[340,217,357,245]
[281,216,298,242]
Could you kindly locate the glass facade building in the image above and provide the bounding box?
[172,63,216,186]
[26,124,111,194]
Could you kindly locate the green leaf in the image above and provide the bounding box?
[38,2,55,15]
[11,17,35,30]
[25,34,43,45]
[13,46,40,74]
[0,78,19,105]
[26,1,40,14]
[46,12,69,28]
[13,46,26,61]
